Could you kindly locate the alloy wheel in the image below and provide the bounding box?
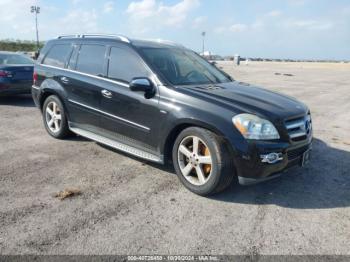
[177,136,213,186]
[45,101,62,133]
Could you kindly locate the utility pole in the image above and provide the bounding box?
[201,31,206,55]
[30,5,40,50]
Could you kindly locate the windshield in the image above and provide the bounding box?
[0,54,34,65]
[139,48,230,85]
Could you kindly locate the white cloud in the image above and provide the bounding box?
[103,1,115,13]
[159,0,200,26]
[287,19,333,30]
[288,0,306,6]
[126,0,200,32]
[343,6,350,15]
[229,23,248,32]
[58,9,99,34]
[0,0,36,23]
[192,16,207,29]
[71,0,82,5]
[215,23,248,34]
[0,0,38,39]
[0,0,102,39]
[249,10,281,29]
[266,10,282,17]
[127,0,156,19]
[251,20,264,29]
[214,26,225,34]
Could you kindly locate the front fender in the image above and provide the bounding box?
[158,111,248,160]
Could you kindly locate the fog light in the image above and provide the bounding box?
[260,152,283,164]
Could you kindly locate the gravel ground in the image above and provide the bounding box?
[0,61,349,255]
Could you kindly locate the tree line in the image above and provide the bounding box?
[0,39,44,52]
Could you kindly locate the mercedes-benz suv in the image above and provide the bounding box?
[32,34,313,196]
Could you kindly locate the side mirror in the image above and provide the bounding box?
[129,78,154,93]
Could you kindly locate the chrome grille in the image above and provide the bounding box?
[285,114,312,141]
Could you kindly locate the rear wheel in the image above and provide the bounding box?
[172,127,236,196]
[42,95,70,139]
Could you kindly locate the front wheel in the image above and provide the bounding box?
[42,95,70,139]
[172,127,236,196]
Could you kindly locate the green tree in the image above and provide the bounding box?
[0,39,44,52]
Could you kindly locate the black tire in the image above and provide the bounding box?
[172,127,236,196]
[42,95,70,139]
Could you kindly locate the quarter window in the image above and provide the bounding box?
[76,44,106,76]
[43,44,72,68]
[108,47,149,83]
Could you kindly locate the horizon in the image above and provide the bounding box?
[0,0,349,60]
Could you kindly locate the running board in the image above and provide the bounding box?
[69,127,163,163]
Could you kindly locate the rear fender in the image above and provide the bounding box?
[39,79,70,119]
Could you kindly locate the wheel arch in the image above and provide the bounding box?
[162,119,235,163]
[40,90,59,110]
[39,80,69,114]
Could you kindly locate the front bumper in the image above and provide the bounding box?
[232,136,313,185]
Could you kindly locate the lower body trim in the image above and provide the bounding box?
[238,173,281,186]
[69,126,163,163]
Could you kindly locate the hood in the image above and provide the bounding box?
[177,81,308,121]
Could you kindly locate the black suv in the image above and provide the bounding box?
[32,34,313,196]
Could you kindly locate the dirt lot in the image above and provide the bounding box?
[0,62,349,255]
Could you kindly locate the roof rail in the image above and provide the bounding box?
[57,34,81,39]
[56,34,130,43]
[81,34,130,43]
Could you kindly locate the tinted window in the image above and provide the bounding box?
[0,54,33,65]
[43,44,72,68]
[108,47,148,83]
[76,44,106,76]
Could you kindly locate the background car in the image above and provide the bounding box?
[0,51,34,95]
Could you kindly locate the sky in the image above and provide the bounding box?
[0,0,349,60]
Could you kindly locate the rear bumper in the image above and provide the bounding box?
[0,80,32,95]
[232,136,313,185]
[31,85,41,108]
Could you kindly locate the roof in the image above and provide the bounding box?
[130,38,184,49]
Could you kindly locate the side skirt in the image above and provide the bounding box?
[69,126,163,164]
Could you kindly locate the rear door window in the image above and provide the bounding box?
[43,44,72,68]
[75,44,106,76]
[107,47,149,83]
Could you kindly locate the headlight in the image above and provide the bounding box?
[232,113,280,140]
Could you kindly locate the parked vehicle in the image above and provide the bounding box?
[0,51,34,95]
[32,34,313,196]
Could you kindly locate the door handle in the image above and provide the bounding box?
[60,76,69,84]
[101,89,112,98]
